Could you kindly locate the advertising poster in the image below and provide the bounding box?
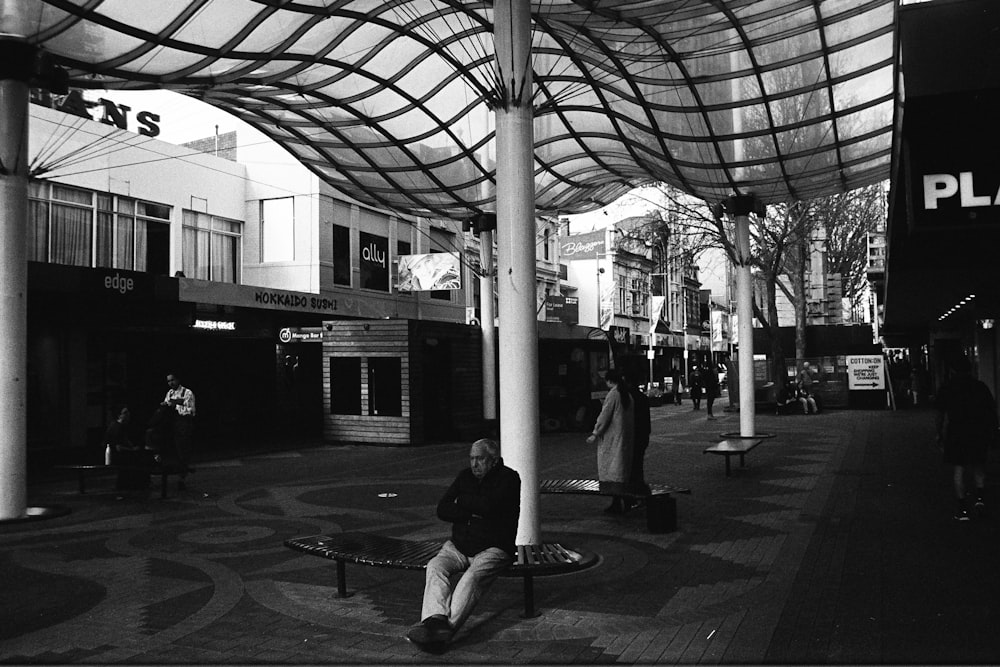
[397,252,462,291]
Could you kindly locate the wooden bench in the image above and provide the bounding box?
[703,438,764,476]
[539,479,691,533]
[54,463,193,499]
[284,532,595,618]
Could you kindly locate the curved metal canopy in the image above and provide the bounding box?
[19,0,896,219]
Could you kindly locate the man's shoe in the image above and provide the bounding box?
[974,498,986,517]
[954,508,971,521]
[405,624,432,646]
[424,616,453,644]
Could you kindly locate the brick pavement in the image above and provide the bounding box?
[3,399,999,664]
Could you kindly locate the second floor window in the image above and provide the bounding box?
[28,180,171,275]
[261,197,294,262]
[182,211,242,283]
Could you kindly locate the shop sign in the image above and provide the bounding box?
[193,319,236,331]
[847,355,885,390]
[607,325,630,344]
[545,295,579,324]
[559,230,606,260]
[94,269,152,299]
[278,327,323,343]
[359,232,389,291]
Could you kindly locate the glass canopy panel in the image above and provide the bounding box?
[21,0,897,217]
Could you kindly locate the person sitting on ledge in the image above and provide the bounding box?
[405,438,520,651]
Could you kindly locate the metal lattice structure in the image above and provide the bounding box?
[19,0,896,219]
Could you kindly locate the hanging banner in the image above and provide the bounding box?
[650,296,665,335]
[599,280,616,330]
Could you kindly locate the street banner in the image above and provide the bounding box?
[650,296,665,335]
[847,354,885,390]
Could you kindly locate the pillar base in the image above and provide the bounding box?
[0,505,71,524]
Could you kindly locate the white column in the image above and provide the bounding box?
[494,0,539,545]
[734,210,756,437]
[0,27,30,519]
[479,229,497,426]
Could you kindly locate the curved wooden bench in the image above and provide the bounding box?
[540,479,691,533]
[54,463,193,498]
[284,532,595,618]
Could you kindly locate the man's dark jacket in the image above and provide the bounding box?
[436,458,520,557]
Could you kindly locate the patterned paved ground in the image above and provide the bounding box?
[3,399,999,664]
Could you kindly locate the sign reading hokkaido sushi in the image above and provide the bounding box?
[396,253,462,291]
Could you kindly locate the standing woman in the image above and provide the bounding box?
[587,369,635,514]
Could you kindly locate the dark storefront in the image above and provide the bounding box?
[27,263,326,468]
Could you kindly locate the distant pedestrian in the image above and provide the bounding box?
[703,364,720,419]
[671,369,683,405]
[689,366,703,410]
[934,356,999,520]
[587,368,634,514]
[163,372,196,487]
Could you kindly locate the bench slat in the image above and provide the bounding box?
[539,479,691,496]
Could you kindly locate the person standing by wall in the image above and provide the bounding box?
[587,369,634,514]
[104,405,149,498]
[934,356,998,521]
[163,372,196,488]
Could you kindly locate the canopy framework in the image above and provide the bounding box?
[20,0,896,218]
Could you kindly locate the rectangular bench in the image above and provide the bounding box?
[284,532,593,618]
[54,463,193,498]
[539,479,691,533]
[703,438,764,476]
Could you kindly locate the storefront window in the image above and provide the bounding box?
[261,197,294,262]
[332,224,351,286]
[359,231,389,291]
[183,210,242,282]
[27,180,170,274]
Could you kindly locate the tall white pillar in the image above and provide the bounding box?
[494,0,540,545]
[734,212,756,437]
[0,22,31,519]
[479,229,497,428]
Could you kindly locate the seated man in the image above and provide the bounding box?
[406,438,521,650]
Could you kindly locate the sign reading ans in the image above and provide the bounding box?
[559,230,606,261]
[847,355,885,390]
[396,252,461,291]
[359,232,389,291]
[544,295,579,324]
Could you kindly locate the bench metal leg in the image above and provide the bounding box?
[335,559,353,598]
[521,575,539,618]
[739,453,746,468]
[160,473,169,499]
[724,455,732,476]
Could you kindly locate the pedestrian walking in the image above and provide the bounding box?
[587,368,634,513]
[934,356,999,520]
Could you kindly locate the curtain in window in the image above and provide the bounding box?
[211,234,237,283]
[182,227,210,280]
[50,203,91,267]
[27,200,49,262]
[134,219,148,272]
[115,215,135,269]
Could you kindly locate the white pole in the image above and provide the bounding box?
[494,0,539,545]
[734,210,756,437]
[0,20,31,519]
[479,230,497,428]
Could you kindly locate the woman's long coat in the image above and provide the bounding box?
[593,385,634,486]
